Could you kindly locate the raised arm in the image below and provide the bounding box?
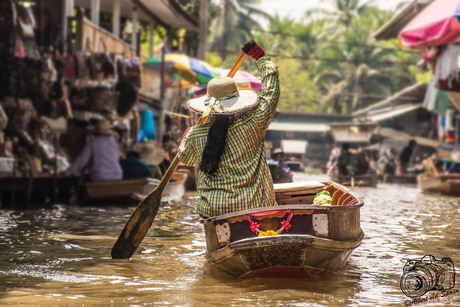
[242,40,280,131]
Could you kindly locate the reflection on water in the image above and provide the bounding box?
[1,172,460,306]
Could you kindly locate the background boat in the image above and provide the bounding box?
[130,171,189,203]
[84,172,188,205]
[417,174,460,196]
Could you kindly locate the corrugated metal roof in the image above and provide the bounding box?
[376,127,439,148]
[365,104,422,122]
[353,82,427,116]
[268,122,330,132]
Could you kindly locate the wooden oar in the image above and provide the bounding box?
[111,52,247,259]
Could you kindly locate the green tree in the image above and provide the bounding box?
[208,0,273,59]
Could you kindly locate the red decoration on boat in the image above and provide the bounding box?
[247,210,294,234]
[247,216,261,233]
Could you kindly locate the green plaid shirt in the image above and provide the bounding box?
[178,56,280,218]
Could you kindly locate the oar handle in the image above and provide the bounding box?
[155,113,209,191]
[227,52,247,78]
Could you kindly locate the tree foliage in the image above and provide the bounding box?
[169,0,422,115]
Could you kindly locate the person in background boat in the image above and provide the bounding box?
[133,142,167,179]
[177,39,280,218]
[326,146,340,173]
[337,143,353,176]
[377,148,396,176]
[397,139,417,175]
[418,153,442,176]
[272,148,291,173]
[63,119,123,181]
[119,150,152,180]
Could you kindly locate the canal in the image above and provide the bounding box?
[1,172,459,306]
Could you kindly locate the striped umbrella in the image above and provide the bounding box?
[143,53,219,85]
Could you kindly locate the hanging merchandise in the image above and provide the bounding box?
[18,17,34,38]
[16,4,35,38]
[0,105,8,130]
[91,89,119,115]
[445,108,455,131]
[69,80,118,117]
[42,54,57,83]
[76,38,93,80]
[423,76,450,115]
[90,38,115,80]
[115,79,137,117]
[434,44,460,92]
[14,33,25,58]
[117,56,141,87]
[139,109,156,142]
[58,53,78,79]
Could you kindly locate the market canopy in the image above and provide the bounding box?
[376,127,439,148]
[330,122,377,143]
[399,0,460,48]
[268,121,330,133]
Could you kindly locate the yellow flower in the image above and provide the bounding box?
[258,230,278,237]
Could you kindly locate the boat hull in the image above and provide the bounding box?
[204,181,364,278]
[417,174,460,196]
[207,232,364,278]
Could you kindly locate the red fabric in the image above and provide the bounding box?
[182,127,191,139]
[400,0,460,48]
[246,44,266,60]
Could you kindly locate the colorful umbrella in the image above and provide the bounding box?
[399,0,460,48]
[218,69,262,90]
[143,53,219,85]
[164,73,196,89]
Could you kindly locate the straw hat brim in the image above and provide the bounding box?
[133,143,167,166]
[187,90,258,114]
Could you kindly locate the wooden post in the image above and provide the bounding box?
[148,21,155,58]
[91,0,100,26]
[62,0,74,55]
[75,8,84,52]
[113,0,121,38]
[159,46,165,145]
[131,5,138,52]
[198,0,208,60]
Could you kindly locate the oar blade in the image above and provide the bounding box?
[111,188,162,258]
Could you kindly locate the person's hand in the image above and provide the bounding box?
[242,39,265,60]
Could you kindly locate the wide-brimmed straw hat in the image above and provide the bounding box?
[133,142,167,166]
[187,76,258,115]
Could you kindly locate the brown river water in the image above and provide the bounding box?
[1,172,460,306]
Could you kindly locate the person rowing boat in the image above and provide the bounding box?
[177,40,280,218]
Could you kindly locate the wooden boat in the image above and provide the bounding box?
[203,181,364,278]
[286,160,305,172]
[327,166,378,187]
[130,171,188,203]
[379,173,417,184]
[417,174,460,196]
[268,161,293,183]
[84,172,188,205]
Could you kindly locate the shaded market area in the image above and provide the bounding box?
[2,0,460,306]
